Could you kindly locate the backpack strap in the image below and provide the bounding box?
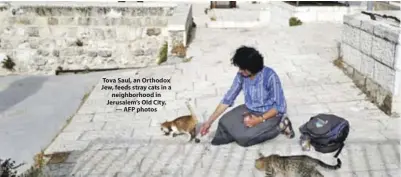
[333,142,344,158]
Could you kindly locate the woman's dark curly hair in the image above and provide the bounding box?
[231,45,264,75]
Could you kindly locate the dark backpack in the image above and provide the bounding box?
[299,113,350,158]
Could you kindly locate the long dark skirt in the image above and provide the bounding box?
[211,104,283,147]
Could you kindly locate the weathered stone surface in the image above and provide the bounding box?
[342,24,360,49]
[359,30,372,56]
[97,50,112,57]
[342,43,361,71]
[373,23,400,44]
[0,3,196,75]
[47,17,58,25]
[341,12,399,118]
[360,54,375,79]
[360,20,374,33]
[372,36,396,68]
[146,28,161,36]
[374,61,395,93]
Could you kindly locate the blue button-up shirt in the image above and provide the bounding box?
[221,66,287,117]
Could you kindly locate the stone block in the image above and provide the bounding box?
[44,140,89,155]
[341,43,361,71]
[59,17,77,25]
[374,61,396,93]
[359,30,372,56]
[360,54,375,79]
[13,15,35,25]
[372,35,397,68]
[0,39,13,49]
[352,69,366,88]
[376,86,393,115]
[104,28,117,39]
[55,131,83,141]
[365,77,380,97]
[343,14,361,28]
[342,24,360,49]
[25,27,39,37]
[294,11,317,22]
[396,44,401,71]
[60,47,86,56]
[47,17,58,25]
[360,19,374,33]
[373,23,400,44]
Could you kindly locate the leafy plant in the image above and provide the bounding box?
[0,158,25,177]
[289,17,302,26]
[1,55,16,71]
[75,39,83,47]
[157,41,168,65]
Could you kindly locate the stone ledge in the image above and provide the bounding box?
[270,1,366,24]
[6,1,177,8]
[343,11,400,44]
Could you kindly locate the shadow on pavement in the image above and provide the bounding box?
[0,76,48,113]
[36,138,400,177]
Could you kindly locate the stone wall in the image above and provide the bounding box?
[0,2,193,75]
[340,11,400,117]
[167,3,193,55]
[373,2,401,11]
[268,2,366,27]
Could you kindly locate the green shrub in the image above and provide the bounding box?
[157,42,168,65]
[1,55,16,71]
[289,17,302,26]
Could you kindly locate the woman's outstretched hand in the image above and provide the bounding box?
[200,120,213,136]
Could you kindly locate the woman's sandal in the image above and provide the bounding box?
[279,116,295,139]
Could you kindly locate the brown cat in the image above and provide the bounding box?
[160,101,200,143]
[171,43,186,58]
[255,152,341,177]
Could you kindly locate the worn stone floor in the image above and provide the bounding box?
[41,21,400,177]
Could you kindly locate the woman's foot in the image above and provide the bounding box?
[279,116,295,139]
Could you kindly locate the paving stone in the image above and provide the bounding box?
[62,121,106,132]
[295,103,331,115]
[69,114,95,123]
[79,129,133,141]
[54,131,83,141]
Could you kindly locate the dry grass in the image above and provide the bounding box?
[333,56,344,69]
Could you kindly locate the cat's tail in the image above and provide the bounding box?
[317,158,342,170]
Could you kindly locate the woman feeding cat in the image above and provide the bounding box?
[199,45,295,147]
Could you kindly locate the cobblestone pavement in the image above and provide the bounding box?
[43,23,400,177]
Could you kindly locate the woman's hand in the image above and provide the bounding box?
[244,114,263,127]
[200,120,213,136]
